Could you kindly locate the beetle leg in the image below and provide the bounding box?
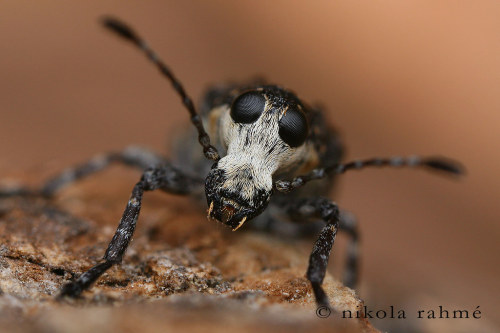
[284,197,360,308]
[0,146,177,198]
[58,164,202,298]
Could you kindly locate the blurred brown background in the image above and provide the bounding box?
[0,1,498,331]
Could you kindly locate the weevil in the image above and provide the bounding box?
[0,18,463,309]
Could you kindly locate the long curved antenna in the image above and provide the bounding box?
[102,17,220,161]
[274,155,464,193]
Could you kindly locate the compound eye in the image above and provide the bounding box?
[278,106,309,147]
[230,91,266,124]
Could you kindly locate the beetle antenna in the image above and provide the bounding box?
[274,156,464,193]
[101,16,220,161]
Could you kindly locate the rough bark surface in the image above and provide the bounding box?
[0,169,378,333]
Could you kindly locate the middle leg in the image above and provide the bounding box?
[0,146,168,199]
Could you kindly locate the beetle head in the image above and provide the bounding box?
[204,86,312,230]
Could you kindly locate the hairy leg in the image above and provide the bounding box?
[282,198,360,290]
[285,197,341,308]
[58,164,202,298]
[338,210,360,289]
[0,146,166,198]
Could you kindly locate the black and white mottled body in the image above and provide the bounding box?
[0,18,464,309]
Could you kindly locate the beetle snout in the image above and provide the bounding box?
[205,195,249,231]
[205,161,272,231]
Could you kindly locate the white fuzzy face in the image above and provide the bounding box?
[218,103,308,196]
[205,88,312,230]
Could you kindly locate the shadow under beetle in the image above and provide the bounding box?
[0,17,464,309]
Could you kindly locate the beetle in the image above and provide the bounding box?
[0,17,463,309]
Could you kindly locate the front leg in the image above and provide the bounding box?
[286,197,341,308]
[58,164,202,298]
